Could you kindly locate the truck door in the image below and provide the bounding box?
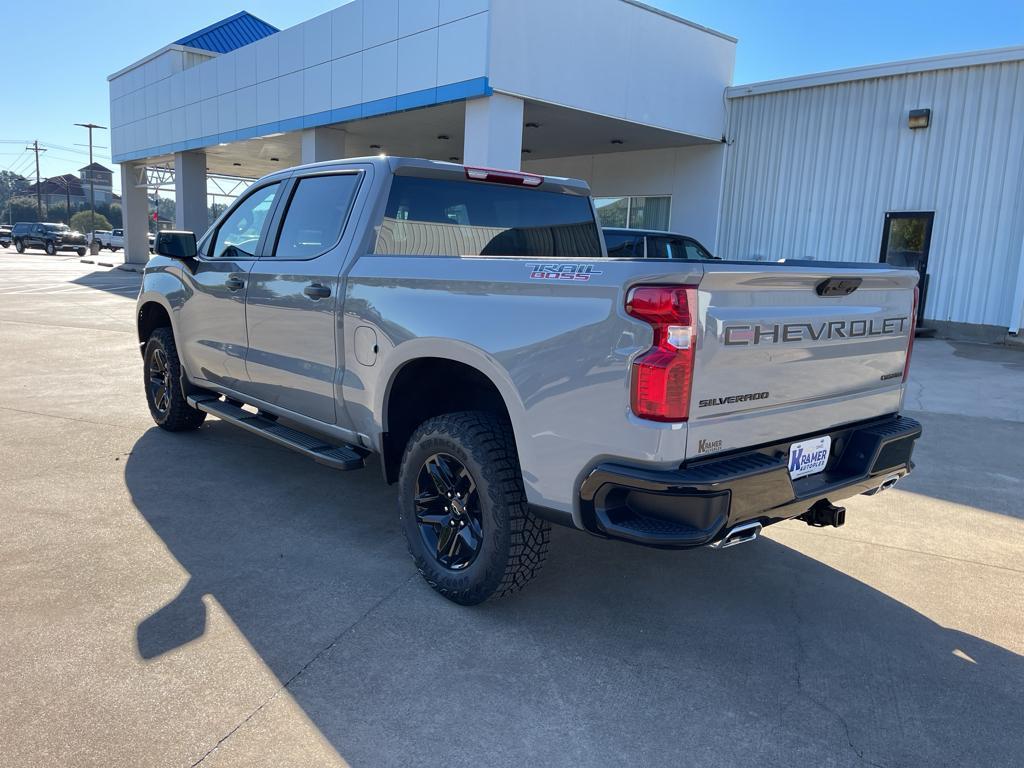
[243,168,366,425]
[176,182,282,391]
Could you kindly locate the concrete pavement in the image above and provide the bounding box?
[0,247,1022,767]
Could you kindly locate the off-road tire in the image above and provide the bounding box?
[45,241,56,255]
[143,327,206,432]
[77,247,86,257]
[398,411,549,605]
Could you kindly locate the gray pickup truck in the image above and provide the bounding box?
[136,157,922,604]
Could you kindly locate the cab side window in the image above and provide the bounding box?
[648,236,688,259]
[208,183,280,259]
[272,174,361,260]
[605,233,644,258]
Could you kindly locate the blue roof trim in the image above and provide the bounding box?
[112,77,492,164]
[174,11,278,54]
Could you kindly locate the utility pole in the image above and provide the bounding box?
[25,141,46,220]
[75,122,106,233]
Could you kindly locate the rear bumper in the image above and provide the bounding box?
[579,414,922,549]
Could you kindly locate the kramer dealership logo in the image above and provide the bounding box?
[723,316,910,346]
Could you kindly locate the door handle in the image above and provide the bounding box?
[304,283,332,300]
[225,276,245,291]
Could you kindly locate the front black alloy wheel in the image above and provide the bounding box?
[414,452,485,571]
[143,327,206,432]
[148,346,172,416]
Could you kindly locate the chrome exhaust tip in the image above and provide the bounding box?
[710,521,763,550]
[878,473,901,492]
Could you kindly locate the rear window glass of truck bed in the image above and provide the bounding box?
[374,176,602,258]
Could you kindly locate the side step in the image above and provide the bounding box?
[188,395,367,471]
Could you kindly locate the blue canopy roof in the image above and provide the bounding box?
[175,11,278,54]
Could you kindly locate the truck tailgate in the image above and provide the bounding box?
[688,263,918,456]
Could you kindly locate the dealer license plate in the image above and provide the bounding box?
[788,435,831,479]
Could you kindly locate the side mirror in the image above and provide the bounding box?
[156,230,197,259]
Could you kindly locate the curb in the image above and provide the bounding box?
[117,263,145,273]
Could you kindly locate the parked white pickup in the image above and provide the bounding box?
[90,229,124,251]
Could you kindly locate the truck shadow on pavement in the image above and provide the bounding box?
[125,423,1024,767]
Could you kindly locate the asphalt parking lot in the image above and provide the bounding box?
[1,246,1022,768]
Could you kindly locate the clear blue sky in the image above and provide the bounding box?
[4,0,1022,190]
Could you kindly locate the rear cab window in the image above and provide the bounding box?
[374,175,602,258]
[272,173,361,260]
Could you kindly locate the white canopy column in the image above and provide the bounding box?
[301,127,349,163]
[463,94,524,171]
[174,151,208,235]
[120,163,150,266]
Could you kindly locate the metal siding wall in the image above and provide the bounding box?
[720,61,1024,328]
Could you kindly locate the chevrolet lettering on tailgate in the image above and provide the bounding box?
[723,316,910,346]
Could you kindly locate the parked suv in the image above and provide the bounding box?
[11,222,88,256]
[603,227,719,260]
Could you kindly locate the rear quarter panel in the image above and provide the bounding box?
[343,256,704,521]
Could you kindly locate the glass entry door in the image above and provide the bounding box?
[879,211,934,326]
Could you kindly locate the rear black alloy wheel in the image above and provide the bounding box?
[14,239,23,253]
[414,452,484,571]
[45,241,56,255]
[398,411,550,605]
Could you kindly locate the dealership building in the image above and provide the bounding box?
[108,0,1024,338]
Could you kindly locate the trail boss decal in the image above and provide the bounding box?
[526,263,603,282]
[723,316,910,346]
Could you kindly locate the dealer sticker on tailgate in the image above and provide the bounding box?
[788,436,832,479]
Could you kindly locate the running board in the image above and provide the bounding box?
[188,395,367,471]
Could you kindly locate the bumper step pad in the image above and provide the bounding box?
[188,396,367,471]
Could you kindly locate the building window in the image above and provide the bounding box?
[594,196,671,230]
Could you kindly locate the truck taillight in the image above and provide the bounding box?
[903,286,919,382]
[626,285,698,422]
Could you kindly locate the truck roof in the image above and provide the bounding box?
[264,156,592,196]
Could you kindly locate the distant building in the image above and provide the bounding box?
[78,163,115,205]
[25,174,86,209]
[22,163,116,211]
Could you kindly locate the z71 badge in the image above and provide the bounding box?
[526,263,603,282]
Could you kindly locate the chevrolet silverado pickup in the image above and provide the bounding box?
[136,157,922,605]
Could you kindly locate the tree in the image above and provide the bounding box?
[208,202,228,226]
[0,171,28,221]
[70,210,112,235]
[106,203,123,228]
[47,203,70,225]
[9,196,41,223]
